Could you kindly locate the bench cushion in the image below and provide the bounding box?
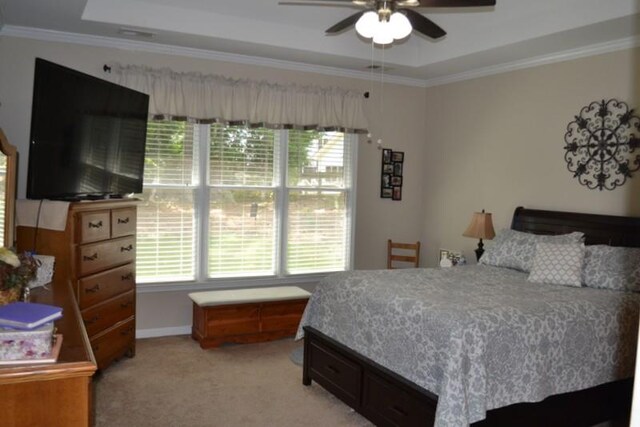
[189,286,311,307]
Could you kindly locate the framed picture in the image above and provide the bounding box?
[393,162,403,177]
[392,186,402,200]
[381,149,405,202]
[382,149,392,164]
[439,249,466,266]
[391,151,404,162]
[381,188,392,198]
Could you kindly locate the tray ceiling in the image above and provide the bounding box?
[1,0,638,82]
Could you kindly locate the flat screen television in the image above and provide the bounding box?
[27,58,149,200]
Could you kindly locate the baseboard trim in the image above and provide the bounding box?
[137,325,191,339]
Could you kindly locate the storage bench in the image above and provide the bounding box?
[189,286,311,349]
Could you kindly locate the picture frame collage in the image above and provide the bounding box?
[381,149,404,200]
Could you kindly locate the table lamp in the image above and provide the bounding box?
[463,210,496,261]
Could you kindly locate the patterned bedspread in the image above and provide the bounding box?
[296,265,640,427]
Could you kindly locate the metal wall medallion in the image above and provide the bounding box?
[564,99,640,191]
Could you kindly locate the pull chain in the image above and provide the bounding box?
[377,43,385,149]
[367,39,374,145]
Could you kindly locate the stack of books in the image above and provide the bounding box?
[0,302,63,365]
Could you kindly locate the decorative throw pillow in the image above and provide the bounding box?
[528,242,585,287]
[583,245,640,292]
[479,229,584,272]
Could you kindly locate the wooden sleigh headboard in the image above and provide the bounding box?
[511,206,640,248]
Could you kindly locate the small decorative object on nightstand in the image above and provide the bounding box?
[439,257,453,268]
[463,209,496,261]
[439,249,466,267]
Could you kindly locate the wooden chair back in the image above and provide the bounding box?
[387,240,421,269]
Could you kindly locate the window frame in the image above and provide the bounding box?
[137,123,358,292]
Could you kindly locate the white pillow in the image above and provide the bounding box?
[480,229,585,272]
[527,242,585,287]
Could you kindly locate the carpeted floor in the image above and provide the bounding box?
[94,336,372,427]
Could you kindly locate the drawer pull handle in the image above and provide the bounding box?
[121,272,134,281]
[121,301,133,308]
[117,217,130,224]
[85,284,100,293]
[83,253,98,261]
[94,345,99,352]
[120,244,133,252]
[121,327,134,336]
[326,365,339,375]
[88,220,103,229]
[390,406,408,417]
[85,316,99,324]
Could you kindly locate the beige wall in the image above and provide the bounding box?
[422,47,640,268]
[0,35,427,334]
[2,35,638,334]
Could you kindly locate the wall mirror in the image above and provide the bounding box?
[0,129,17,248]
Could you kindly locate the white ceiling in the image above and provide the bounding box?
[1,0,639,83]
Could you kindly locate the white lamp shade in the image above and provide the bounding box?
[372,21,394,44]
[389,12,412,40]
[355,11,379,39]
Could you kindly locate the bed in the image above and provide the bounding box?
[297,207,640,427]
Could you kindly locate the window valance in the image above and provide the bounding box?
[108,63,369,133]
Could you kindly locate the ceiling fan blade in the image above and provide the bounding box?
[400,9,446,39]
[279,0,360,4]
[326,11,365,34]
[279,1,359,7]
[414,0,495,6]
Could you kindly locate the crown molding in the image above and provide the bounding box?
[0,25,427,87]
[423,35,640,88]
[1,25,638,89]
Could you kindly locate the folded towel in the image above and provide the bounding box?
[16,200,70,232]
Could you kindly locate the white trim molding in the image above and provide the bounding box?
[0,25,426,87]
[423,36,640,88]
[136,325,191,339]
[3,25,639,89]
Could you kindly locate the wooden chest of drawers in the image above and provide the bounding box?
[17,199,138,370]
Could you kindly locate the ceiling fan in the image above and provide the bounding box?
[279,0,496,45]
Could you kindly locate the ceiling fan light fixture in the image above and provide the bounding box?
[372,23,394,45]
[355,11,379,39]
[389,12,412,40]
[356,10,413,45]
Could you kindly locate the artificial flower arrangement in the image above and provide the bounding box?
[0,248,39,305]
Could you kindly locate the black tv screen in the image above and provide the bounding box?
[27,58,149,200]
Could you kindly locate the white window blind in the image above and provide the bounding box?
[136,121,197,283]
[286,131,351,274]
[137,121,356,285]
[208,126,279,277]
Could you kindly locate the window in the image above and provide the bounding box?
[286,131,351,274]
[137,121,356,284]
[136,121,198,282]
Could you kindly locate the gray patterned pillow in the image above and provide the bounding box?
[583,245,640,292]
[527,243,585,287]
[479,229,584,272]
